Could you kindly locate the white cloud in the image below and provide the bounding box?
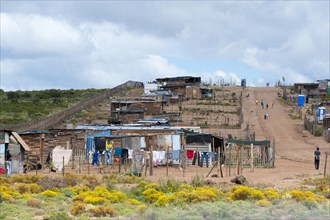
[0,1,328,90]
[1,13,89,58]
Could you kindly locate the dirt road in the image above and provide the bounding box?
[237,86,329,188]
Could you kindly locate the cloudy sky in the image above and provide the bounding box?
[1,1,329,91]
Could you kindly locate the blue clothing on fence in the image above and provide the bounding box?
[92,151,99,166]
[114,147,122,157]
[171,150,180,160]
[209,152,218,161]
[199,152,209,168]
[105,149,112,165]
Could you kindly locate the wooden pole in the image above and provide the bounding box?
[78,155,81,174]
[40,133,45,168]
[62,156,65,177]
[149,145,153,176]
[251,143,254,172]
[166,145,169,177]
[71,136,74,169]
[88,155,90,175]
[236,145,240,175]
[144,152,147,176]
[229,145,231,176]
[240,145,243,175]
[183,135,186,178]
[272,139,275,167]
[324,152,328,177]
[217,142,220,175]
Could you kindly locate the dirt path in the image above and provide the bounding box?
[238,87,330,188]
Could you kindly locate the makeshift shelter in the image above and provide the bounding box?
[185,132,224,167]
[0,130,31,174]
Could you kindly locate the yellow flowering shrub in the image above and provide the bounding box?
[145,183,159,189]
[84,196,106,205]
[125,199,141,205]
[30,183,42,194]
[142,188,165,203]
[229,186,264,201]
[137,180,148,188]
[40,190,59,197]
[67,185,89,194]
[189,188,218,203]
[179,184,194,191]
[263,188,280,200]
[173,189,190,203]
[208,187,225,199]
[155,195,169,206]
[255,199,271,207]
[287,190,325,203]
[137,204,147,213]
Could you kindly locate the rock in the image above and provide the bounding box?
[231,175,248,185]
[302,130,309,137]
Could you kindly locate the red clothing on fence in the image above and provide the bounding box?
[186,150,194,159]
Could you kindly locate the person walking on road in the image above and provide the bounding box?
[314,147,321,170]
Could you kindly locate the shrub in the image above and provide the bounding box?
[157,177,181,194]
[255,199,271,207]
[70,202,85,216]
[142,188,164,203]
[190,174,204,187]
[84,175,100,189]
[302,197,318,209]
[136,204,147,213]
[229,186,264,201]
[30,183,42,193]
[27,198,41,208]
[287,189,325,203]
[43,212,71,220]
[189,188,218,203]
[61,188,76,197]
[125,199,141,205]
[83,196,106,205]
[89,205,118,217]
[40,190,59,197]
[15,183,30,194]
[155,195,169,207]
[263,188,280,200]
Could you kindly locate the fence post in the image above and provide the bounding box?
[62,156,65,177]
[251,143,254,172]
[324,152,328,177]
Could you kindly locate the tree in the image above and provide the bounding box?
[7,91,20,101]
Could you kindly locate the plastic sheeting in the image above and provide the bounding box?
[52,146,72,171]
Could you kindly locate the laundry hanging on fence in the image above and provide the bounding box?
[186,150,194,159]
[114,147,122,157]
[128,149,133,159]
[152,151,165,166]
[171,150,180,161]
